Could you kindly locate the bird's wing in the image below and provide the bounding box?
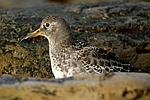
[77,46,141,74]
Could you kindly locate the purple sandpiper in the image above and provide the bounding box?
[21,16,141,78]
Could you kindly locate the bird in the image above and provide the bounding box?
[21,16,141,78]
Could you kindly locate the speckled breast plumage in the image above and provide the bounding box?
[49,40,139,78]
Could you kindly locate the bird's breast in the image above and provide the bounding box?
[49,48,79,78]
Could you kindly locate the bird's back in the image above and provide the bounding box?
[71,40,141,74]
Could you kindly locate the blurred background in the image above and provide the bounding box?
[0,0,149,8]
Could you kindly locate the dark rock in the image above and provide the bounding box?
[0,2,150,78]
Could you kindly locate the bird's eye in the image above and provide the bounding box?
[45,23,49,27]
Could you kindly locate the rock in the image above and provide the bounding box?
[0,1,150,100]
[0,73,150,100]
[0,2,150,77]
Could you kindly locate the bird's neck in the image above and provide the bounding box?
[48,35,75,54]
[48,35,74,78]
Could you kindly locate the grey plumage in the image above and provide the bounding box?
[22,16,141,78]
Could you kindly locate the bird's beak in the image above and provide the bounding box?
[21,28,42,41]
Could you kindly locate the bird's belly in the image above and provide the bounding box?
[51,68,66,78]
[51,66,73,78]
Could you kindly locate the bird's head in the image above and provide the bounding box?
[21,16,72,47]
